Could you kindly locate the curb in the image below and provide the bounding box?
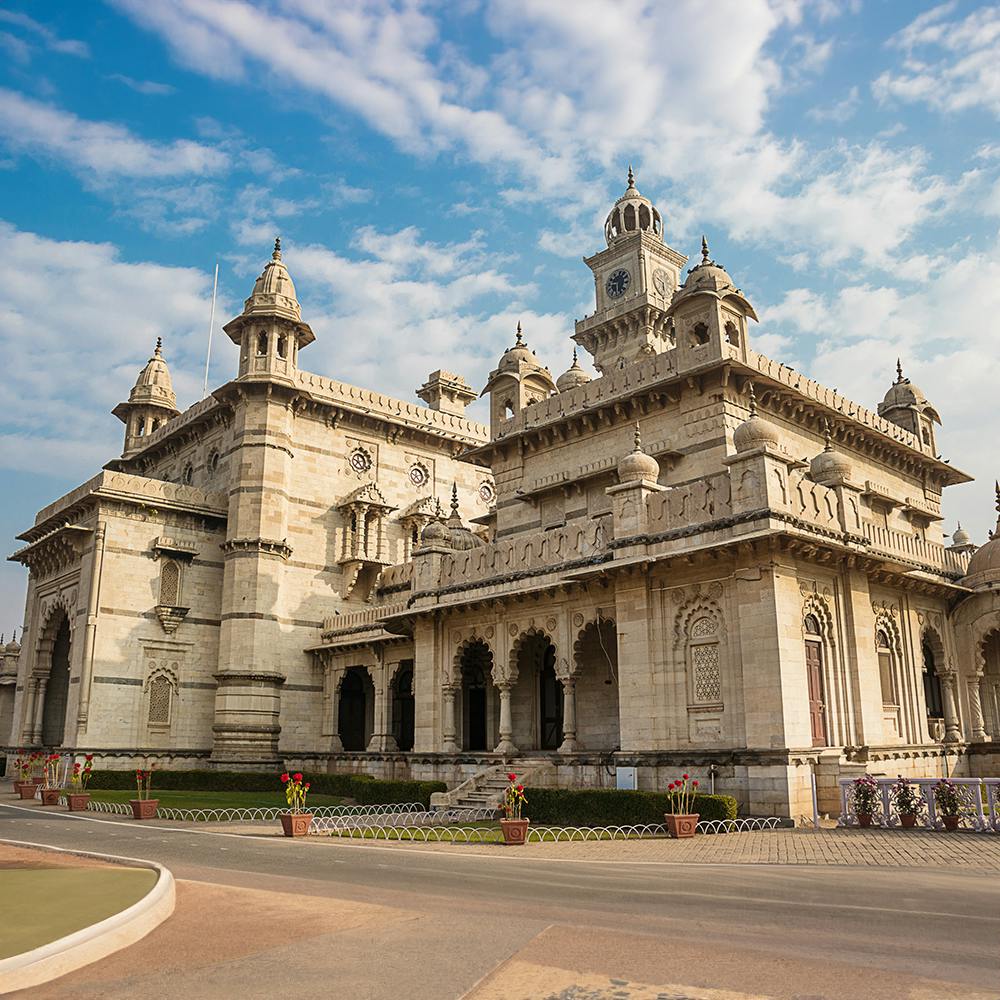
[0,839,176,995]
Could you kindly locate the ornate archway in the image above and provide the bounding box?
[337,666,374,751]
[571,618,619,752]
[40,613,71,747]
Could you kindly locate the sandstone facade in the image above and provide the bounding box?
[5,178,1000,818]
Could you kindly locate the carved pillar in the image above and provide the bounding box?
[495,682,518,756]
[368,660,398,752]
[77,520,107,736]
[968,676,988,742]
[32,677,48,744]
[558,676,579,753]
[21,676,38,744]
[442,683,459,753]
[942,673,962,743]
[320,662,344,752]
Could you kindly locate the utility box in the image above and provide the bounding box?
[615,766,637,790]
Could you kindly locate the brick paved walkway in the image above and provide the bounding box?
[313,826,1000,869]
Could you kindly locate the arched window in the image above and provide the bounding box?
[922,641,943,720]
[159,560,180,607]
[876,628,898,707]
[502,399,514,419]
[692,322,710,346]
[147,674,173,726]
[803,614,827,747]
[276,334,287,359]
[256,331,268,356]
[623,204,636,231]
[725,321,740,346]
[209,450,220,473]
[182,463,193,485]
[687,615,722,706]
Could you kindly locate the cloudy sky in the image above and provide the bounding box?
[1,0,999,634]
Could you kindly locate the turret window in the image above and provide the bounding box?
[182,463,194,485]
[277,334,287,359]
[256,331,268,356]
[725,321,740,346]
[692,323,710,346]
[209,450,220,473]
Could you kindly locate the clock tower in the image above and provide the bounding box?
[573,167,688,374]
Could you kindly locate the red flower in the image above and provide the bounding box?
[668,781,675,789]
[682,773,689,780]
[293,772,303,782]
[280,773,289,783]
[517,785,524,792]
[507,773,517,781]
[85,754,94,761]
[304,782,311,790]
[692,780,699,787]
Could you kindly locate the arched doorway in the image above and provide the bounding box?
[511,631,559,750]
[803,614,827,747]
[458,641,493,751]
[391,661,415,752]
[573,618,620,751]
[982,631,1000,739]
[338,667,374,751]
[41,615,71,747]
[922,637,945,740]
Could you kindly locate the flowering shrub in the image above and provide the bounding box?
[135,765,155,800]
[501,772,527,820]
[44,753,61,788]
[281,772,311,813]
[851,775,881,817]
[890,776,921,817]
[666,774,699,815]
[13,751,31,781]
[70,755,94,790]
[933,779,962,818]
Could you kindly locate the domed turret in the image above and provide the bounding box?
[951,523,972,548]
[670,236,758,320]
[810,420,852,485]
[111,338,182,455]
[444,484,485,550]
[617,423,660,484]
[877,360,940,453]
[962,483,1000,588]
[604,166,663,246]
[420,499,449,546]
[733,382,781,453]
[556,349,592,393]
[4,628,19,654]
[482,322,556,433]
[242,237,302,323]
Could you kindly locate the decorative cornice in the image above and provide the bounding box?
[221,537,293,560]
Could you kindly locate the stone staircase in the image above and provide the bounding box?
[431,764,531,812]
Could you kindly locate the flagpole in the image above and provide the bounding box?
[203,262,219,397]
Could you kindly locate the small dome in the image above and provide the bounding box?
[496,322,536,372]
[879,361,940,422]
[617,424,660,483]
[556,349,592,393]
[4,634,19,654]
[421,519,448,545]
[963,485,1000,587]
[444,485,485,550]
[734,382,780,453]
[241,238,302,322]
[604,166,663,246]
[128,338,177,411]
[810,422,851,484]
[682,237,738,294]
[951,523,971,547]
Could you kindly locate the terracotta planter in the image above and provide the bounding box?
[40,787,61,806]
[66,792,91,812]
[17,782,37,800]
[942,814,960,832]
[899,813,917,829]
[130,798,159,820]
[280,812,313,837]
[664,813,699,839]
[857,813,874,828]
[31,776,45,786]
[499,818,530,845]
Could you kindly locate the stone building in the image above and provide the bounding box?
[5,174,1000,817]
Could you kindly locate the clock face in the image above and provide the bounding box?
[605,268,631,299]
[652,268,671,296]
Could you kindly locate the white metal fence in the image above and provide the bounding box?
[837,777,1000,832]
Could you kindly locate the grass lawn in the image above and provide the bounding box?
[87,789,343,811]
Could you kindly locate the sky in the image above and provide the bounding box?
[1,0,999,636]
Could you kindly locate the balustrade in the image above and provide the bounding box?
[837,776,1000,832]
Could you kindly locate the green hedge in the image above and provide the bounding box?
[524,787,737,826]
[85,769,446,808]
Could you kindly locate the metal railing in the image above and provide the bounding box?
[837,777,1000,832]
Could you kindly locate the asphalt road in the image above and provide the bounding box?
[2,801,999,1000]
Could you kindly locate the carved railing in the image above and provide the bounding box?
[862,523,969,576]
[645,473,732,531]
[838,777,1000,832]
[322,600,409,636]
[787,473,840,531]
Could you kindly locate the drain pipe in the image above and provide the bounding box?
[810,764,820,829]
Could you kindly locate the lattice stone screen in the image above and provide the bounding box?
[148,675,172,725]
[692,644,722,703]
[159,560,180,606]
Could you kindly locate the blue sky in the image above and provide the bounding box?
[2,0,1000,635]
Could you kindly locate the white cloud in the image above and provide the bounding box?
[0,89,228,178]
[107,73,176,96]
[808,85,860,123]
[0,10,90,59]
[873,2,1000,118]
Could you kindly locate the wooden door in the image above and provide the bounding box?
[805,641,827,747]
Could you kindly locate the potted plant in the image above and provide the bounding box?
[40,753,62,805]
[890,776,921,829]
[279,771,313,836]
[499,772,529,844]
[933,779,962,831]
[851,775,881,827]
[13,752,36,799]
[664,773,700,838]
[66,755,94,811]
[130,765,159,819]
[30,751,46,786]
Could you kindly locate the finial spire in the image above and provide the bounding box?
[515,321,524,346]
[572,347,578,365]
[272,236,282,260]
[633,421,643,453]
[434,498,444,519]
[995,479,1000,515]
[701,234,710,263]
[627,164,635,188]
[895,358,904,383]
[823,418,833,452]
[451,482,460,516]
[747,380,758,418]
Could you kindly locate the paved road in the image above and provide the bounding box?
[2,800,999,999]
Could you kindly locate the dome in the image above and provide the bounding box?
[444,485,485,550]
[682,237,738,294]
[497,322,536,372]
[420,499,449,545]
[810,423,851,485]
[733,382,781,453]
[241,237,302,322]
[4,633,19,654]
[617,424,660,483]
[604,166,663,246]
[951,523,971,547]
[963,485,1000,586]
[879,361,940,422]
[128,338,177,411]
[556,349,592,393]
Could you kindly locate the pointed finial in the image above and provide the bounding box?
[895,358,904,383]
[451,482,460,516]
[272,236,282,260]
[154,336,163,356]
[627,164,635,188]
[633,421,643,453]
[515,321,524,346]
[572,347,578,365]
[995,480,1000,515]
[747,380,758,418]
[823,418,833,452]
[434,498,444,519]
[701,234,710,263]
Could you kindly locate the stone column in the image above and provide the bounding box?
[942,673,962,743]
[368,661,398,752]
[441,683,459,753]
[968,676,988,742]
[21,676,37,744]
[495,682,518,756]
[558,676,579,752]
[33,678,48,744]
[77,520,107,736]
[322,665,344,752]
